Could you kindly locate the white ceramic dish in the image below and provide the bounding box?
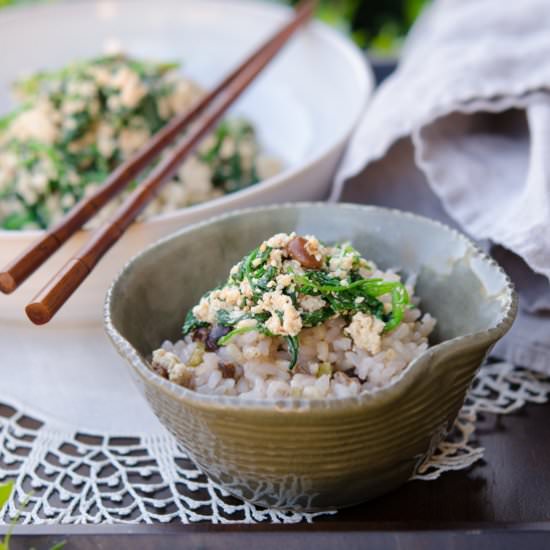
[0,0,373,324]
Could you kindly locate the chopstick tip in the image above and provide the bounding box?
[25,302,52,326]
[0,271,16,294]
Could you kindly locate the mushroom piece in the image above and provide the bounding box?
[287,236,321,269]
[219,363,236,379]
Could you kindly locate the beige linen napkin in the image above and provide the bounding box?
[333,0,550,373]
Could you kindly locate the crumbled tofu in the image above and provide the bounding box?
[240,279,254,298]
[9,102,60,145]
[112,66,147,109]
[266,232,295,249]
[275,273,293,289]
[0,56,280,231]
[303,235,323,261]
[150,231,437,398]
[253,291,302,336]
[299,295,326,313]
[152,349,195,388]
[193,286,243,323]
[345,312,385,355]
[269,248,284,268]
[118,127,150,157]
[193,298,215,324]
[217,286,241,306]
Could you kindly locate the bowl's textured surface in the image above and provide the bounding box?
[105,203,517,511]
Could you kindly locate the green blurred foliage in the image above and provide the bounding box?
[0,0,39,7]
[286,0,430,52]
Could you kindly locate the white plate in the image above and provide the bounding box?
[0,0,373,324]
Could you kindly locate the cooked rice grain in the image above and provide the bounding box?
[153,297,436,400]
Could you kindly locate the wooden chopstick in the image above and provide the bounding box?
[0,0,316,297]
[24,0,317,325]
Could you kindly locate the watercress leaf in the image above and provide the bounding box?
[253,246,272,270]
[199,121,229,165]
[301,307,334,328]
[182,310,209,336]
[216,308,255,328]
[215,309,235,327]
[384,284,410,332]
[253,265,277,294]
[235,247,259,282]
[256,325,275,338]
[1,211,35,230]
[217,325,257,346]
[286,335,299,371]
[252,311,270,324]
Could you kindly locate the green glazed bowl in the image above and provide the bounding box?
[104,203,517,511]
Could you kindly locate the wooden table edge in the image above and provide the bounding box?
[2,521,550,535]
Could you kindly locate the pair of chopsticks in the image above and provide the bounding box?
[0,0,317,325]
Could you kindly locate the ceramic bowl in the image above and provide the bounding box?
[104,203,517,511]
[0,0,372,323]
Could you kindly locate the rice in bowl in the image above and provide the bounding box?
[152,233,436,399]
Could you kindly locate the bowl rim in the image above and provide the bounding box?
[0,0,373,240]
[104,202,518,412]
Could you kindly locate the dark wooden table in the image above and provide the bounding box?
[4,399,550,549]
[3,61,550,550]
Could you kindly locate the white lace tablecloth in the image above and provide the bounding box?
[0,323,549,524]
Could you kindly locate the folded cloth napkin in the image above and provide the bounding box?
[332,0,550,374]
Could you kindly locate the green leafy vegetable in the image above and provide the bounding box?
[201,120,260,193]
[217,325,258,346]
[286,335,299,370]
[231,246,259,283]
[294,270,408,332]
[0,211,35,230]
[384,284,410,332]
[182,239,410,372]
[1,55,266,231]
[182,310,208,336]
[216,308,240,327]
[301,306,334,328]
